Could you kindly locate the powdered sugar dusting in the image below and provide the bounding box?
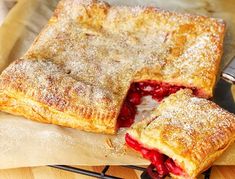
[20,0,224,105]
[0,0,225,133]
[141,90,235,161]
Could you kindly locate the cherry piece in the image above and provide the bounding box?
[120,103,131,117]
[125,133,141,151]
[146,164,165,179]
[153,87,168,97]
[139,83,155,94]
[128,92,141,105]
[154,162,169,176]
[149,152,169,176]
[125,134,184,177]
[165,158,183,175]
[141,147,152,158]
[168,86,181,94]
[119,117,134,128]
[117,81,184,128]
[130,83,141,92]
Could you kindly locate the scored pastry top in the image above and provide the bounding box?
[0,0,225,133]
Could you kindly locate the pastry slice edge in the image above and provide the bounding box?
[126,89,235,178]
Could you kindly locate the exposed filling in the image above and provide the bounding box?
[125,133,185,177]
[119,81,196,177]
[117,81,185,128]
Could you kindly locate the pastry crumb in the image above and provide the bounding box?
[105,138,114,149]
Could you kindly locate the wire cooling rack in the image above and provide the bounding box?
[49,165,211,179]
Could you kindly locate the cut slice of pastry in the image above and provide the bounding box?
[126,89,235,178]
[0,0,225,134]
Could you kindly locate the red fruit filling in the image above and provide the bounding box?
[125,133,185,177]
[117,81,189,128]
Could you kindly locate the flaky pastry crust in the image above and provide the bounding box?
[0,0,225,133]
[127,89,235,178]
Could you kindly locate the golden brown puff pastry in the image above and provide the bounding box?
[0,0,225,134]
[126,89,235,178]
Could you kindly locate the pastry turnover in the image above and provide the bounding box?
[0,0,225,134]
[126,89,235,178]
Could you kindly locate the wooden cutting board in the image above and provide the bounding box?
[0,166,234,179]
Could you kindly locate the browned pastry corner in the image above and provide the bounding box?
[126,89,235,178]
[0,0,225,134]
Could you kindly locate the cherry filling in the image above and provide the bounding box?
[117,81,185,128]
[125,133,184,177]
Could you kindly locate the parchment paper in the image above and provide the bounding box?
[0,0,234,169]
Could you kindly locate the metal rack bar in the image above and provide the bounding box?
[221,56,235,84]
[203,168,211,179]
[101,165,110,177]
[48,165,121,179]
[49,165,211,179]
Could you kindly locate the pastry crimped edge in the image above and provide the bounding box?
[127,89,235,178]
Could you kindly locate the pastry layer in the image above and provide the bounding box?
[0,0,225,133]
[126,89,235,178]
